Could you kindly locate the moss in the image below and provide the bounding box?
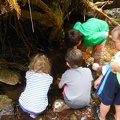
[0,95,12,110]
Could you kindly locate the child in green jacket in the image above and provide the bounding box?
[65,12,109,63]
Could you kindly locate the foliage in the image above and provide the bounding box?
[8,0,21,19]
[0,95,12,110]
[0,0,119,71]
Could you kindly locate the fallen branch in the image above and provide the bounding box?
[89,1,119,26]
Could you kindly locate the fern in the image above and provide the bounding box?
[8,0,21,19]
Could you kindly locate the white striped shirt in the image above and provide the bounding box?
[19,71,53,113]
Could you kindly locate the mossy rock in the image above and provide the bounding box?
[0,95,12,110]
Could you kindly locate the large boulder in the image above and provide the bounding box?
[0,67,21,85]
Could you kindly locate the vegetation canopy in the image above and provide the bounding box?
[0,0,119,71]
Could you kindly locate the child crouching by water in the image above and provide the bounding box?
[19,53,53,119]
[58,49,93,109]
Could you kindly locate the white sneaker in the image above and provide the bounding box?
[30,114,37,119]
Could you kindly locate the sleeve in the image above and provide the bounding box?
[102,65,107,75]
[59,73,67,87]
[102,64,110,75]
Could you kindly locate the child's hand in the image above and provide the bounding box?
[110,61,120,73]
[111,68,117,74]
[94,80,100,89]
[55,77,61,85]
[92,63,100,71]
[94,75,103,89]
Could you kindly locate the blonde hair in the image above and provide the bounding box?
[28,53,51,74]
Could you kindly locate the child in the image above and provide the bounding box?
[19,53,53,119]
[65,12,109,63]
[58,49,93,109]
[92,25,120,120]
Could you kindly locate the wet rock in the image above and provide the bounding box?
[0,67,21,85]
[52,99,69,112]
[55,109,74,120]
[41,110,57,120]
[1,115,15,120]
[104,8,120,18]
[70,113,78,120]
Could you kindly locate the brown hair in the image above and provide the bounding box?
[28,53,51,74]
[111,25,120,40]
[65,29,83,48]
[65,49,83,68]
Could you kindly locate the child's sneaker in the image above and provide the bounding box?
[30,114,37,119]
